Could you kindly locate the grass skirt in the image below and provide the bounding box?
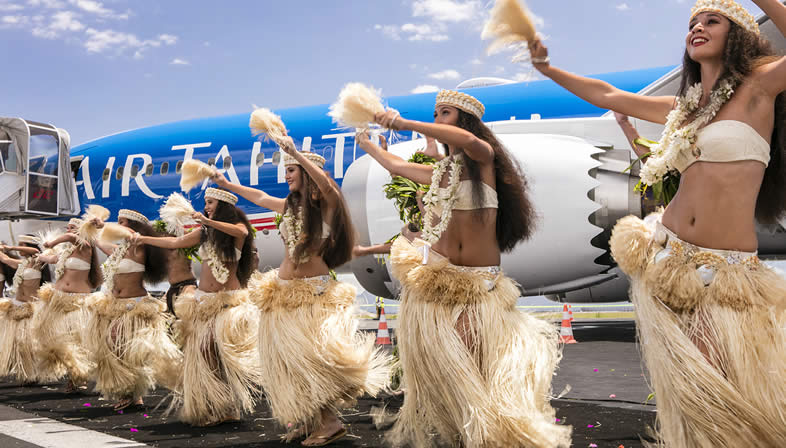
[0,299,41,382]
[610,213,786,447]
[32,284,93,383]
[169,289,262,426]
[249,270,391,437]
[84,292,182,400]
[388,237,571,448]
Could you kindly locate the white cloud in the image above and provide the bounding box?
[27,0,64,8]
[401,22,448,41]
[83,27,138,52]
[374,23,401,40]
[1,14,26,24]
[170,57,189,65]
[429,69,460,80]
[513,71,543,82]
[0,2,24,12]
[411,84,440,94]
[69,0,128,19]
[470,58,482,65]
[616,3,630,11]
[158,33,176,45]
[31,10,83,38]
[412,0,481,23]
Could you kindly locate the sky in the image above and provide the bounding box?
[0,0,767,146]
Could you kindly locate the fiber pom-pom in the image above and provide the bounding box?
[249,108,293,149]
[180,159,216,192]
[37,228,63,256]
[609,215,654,278]
[482,0,539,60]
[159,193,195,236]
[80,205,110,243]
[328,82,385,129]
[100,223,132,243]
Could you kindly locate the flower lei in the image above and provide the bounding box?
[101,240,131,293]
[639,79,735,186]
[10,256,32,298]
[202,242,230,284]
[282,206,310,262]
[54,242,77,280]
[421,155,464,244]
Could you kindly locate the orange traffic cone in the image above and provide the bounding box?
[560,304,577,344]
[568,304,574,322]
[376,306,392,345]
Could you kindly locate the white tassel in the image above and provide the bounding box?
[482,0,539,60]
[79,205,110,243]
[249,108,293,149]
[159,193,195,237]
[180,159,216,192]
[328,82,385,129]
[100,223,132,243]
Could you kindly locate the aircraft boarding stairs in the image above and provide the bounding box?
[0,117,80,221]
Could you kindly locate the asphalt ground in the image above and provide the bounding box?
[0,320,656,447]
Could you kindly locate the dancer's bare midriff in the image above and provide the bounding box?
[430,208,500,267]
[661,160,764,252]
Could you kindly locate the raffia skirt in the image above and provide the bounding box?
[387,237,570,448]
[84,292,182,400]
[32,284,93,383]
[610,212,786,447]
[249,270,391,438]
[0,298,41,382]
[169,288,262,426]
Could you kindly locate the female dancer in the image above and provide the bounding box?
[0,235,50,384]
[134,188,261,426]
[34,218,101,391]
[530,0,786,445]
[89,209,181,410]
[213,144,389,446]
[152,220,198,317]
[357,89,570,447]
[0,242,16,296]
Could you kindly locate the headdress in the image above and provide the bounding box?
[205,187,238,205]
[118,209,150,225]
[691,0,759,35]
[69,218,84,227]
[281,151,326,169]
[435,89,485,119]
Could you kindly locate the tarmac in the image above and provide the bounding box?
[0,320,656,447]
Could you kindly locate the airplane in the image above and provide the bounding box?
[1,10,784,303]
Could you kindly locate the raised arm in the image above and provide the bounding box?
[0,251,22,269]
[614,112,651,160]
[528,40,675,125]
[44,233,78,249]
[281,141,341,208]
[192,212,248,239]
[356,131,433,184]
[135,228,201,250]
[374,111,493,164]
[211,171,286,214]
[753,0,786,96]
[37,254,59,265]
[8,245,40,256]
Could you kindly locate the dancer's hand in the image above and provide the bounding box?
[191,212,208,225]
[211,171,229,187]
[528,39,550,71]
[355,130,374,151]
[374,109,405,130]
[42,240,53,249]
[279,137,297,155]
[89,217,104,229]
[378,134,388,151]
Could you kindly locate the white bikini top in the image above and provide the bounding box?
[64,257,91,271]
[672,121,770,173]
[430,180,499,215]
[22,268,41,280]
[197,245,242,262]
[116,258,145,274]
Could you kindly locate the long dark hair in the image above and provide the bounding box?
[441,110,537,252]
[200,200,255,287]
[86,245,101,289]
[284,164,355,268]
[20,238,52,284]
[678,21,786,224]
[124,220,168,284]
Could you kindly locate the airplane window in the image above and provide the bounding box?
[255,153,264,167]
[115,166,123,180]
[207,158,215,166]
[176,161,183,174]
[161,162,169,175]
[145,164,153,177]
[130,164,139,177]
[223,156,232,168]
[102,168,110,181]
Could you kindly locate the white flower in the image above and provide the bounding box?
[421,155,464,244]
[202,243,230,284]
[102,240,131,293]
